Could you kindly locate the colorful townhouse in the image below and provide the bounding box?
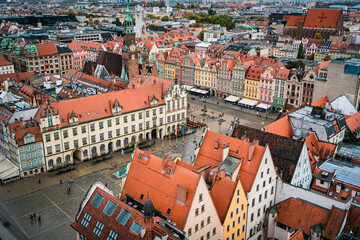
[244,66,263,101]
[216,59,234,99]
[181,52,203,86]
[231,61,246,98]
[259,67,275,105]
[194,57,218,96]
[272,68,290,111]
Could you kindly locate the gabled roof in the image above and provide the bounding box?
[264,115,293,138]
[289,229,305,240]
[314,61,330,74]
[346,112,360,139]
[343,205,360,237]
[303,9,342,29]
[121,149,201,229]
[232,125,304,184]
[275,68,290,80]
[210,176,236,223]
[0,71,35,84]
[276,198,346,239]
[36,43,58,56]
[311,96,331,109]
[0,56,13,66]
[71,183,184,240]
[285,15,305,27]
[245,66,264,81]
[36,84,166,128]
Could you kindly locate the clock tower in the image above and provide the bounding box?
[122,4,139,80]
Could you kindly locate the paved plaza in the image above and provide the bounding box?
[0,97,275,239]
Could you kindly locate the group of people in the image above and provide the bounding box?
[29,213,41,223]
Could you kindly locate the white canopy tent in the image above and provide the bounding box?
[256,103,272,110]
[0,154,19,183]
[225,95,241,103]
[238,98,258,107]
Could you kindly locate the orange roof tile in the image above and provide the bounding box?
[346,112,360,139]
[275,68,290,80]
[314,60,331,75]
[121,149,201,229]
[289,229,305,240]
[245,66,264,80]
[264,116,293,138]
[304,9,342,29]
[286,15,305,27]
[276,198,346,238]
[0,56,13,66]
[36,43,58,56]
[311,96,331,109]
[210,176,236,223]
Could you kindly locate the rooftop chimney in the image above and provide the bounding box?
[248,142,256,161]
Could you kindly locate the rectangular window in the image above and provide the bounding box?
[45,134,51,142]
[90,124,95,131]
[82,138,87,145]
[259,194,262,203]
[116,118,120,125]
[91,135,96,143]
[73,128,77,136]
[251,213,254,222]
[103,200,117,216]
[131,114,135,121]
[132,125,135,132]
[195,224,199,232]
[107,230,118,240]
[207,216,211,224]
[82,126,86,133]
[92,221,104,237]
[55,144,60,153]
[124,127,128,134]
[91,193,104,208]
[54,132,59,140]
[74,140,78,148]
[108,131,112,138]
[195,208,199,216]
[201,220,204,228]
[99,122,103,129]
[116,129,120,136]
[146,111,149,117]
[201,204,205,213]
[271,186,274,195]
[100,133,104,141]
[80,212,92,228]
[47,146,52,155]
[107,120,112,127]
[213,227,216,236]
[227,224,230,232]
[138,112,142,119]
[252,198,255,207]
[188,228,192,236]
[265,190,268,199]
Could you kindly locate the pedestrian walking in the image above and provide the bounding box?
[60,179,62,184]
[38,179,41,184]
[38,215,41,223]
[30,215,33,222]
[33,213,36,220]
[257,111,259,117]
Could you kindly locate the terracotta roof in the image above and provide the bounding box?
[0,71,35,84]
[286,15,305,27]
[129,75,173,97]
[0,56,12,66]
[276,198,346,238]
[275,68,290,80]
[37,84,166,128]
[330,41,348,52]
[317,141,336,160]
[193,130,266,194]
[303,9,342,29]
[69,40,103,52]
[264,115,293,138]
[9,120,42,146]
[71,184,183,240]
[121,149,201,229]
[36,43,58,56]
[343,205,360,237]
[232,125,304,184]
[311,96,331,109]
[346,112,360,139]
[314,61,330,75]
[289,229,305,240]
[245,66,264,80]
[210,176,236,223]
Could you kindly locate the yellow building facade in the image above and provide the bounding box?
[164,62,176,80]
[244,67,263,101]
[223,179,248,240]
[194,60,217,92]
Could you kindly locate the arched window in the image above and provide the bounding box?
[100,144,105,152]
[172,125,175,131]
[116,140,121,147]
[131,136,136,143]
[48,159,53,167]
[56,157,61,165]
[65,155,70,162]
[124,138,129,145]
[83,150,88,157]
[139,134,143,140]
[92,147,97,154]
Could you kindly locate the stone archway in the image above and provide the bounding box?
[73,150,82,161]
[146,132,150,140]
[108,142,114,153]
[151,129,157,139]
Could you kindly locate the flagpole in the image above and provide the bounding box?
[162,132,164,148]
[182,124,185,145]
[175,129,177,147]
[169,131,171,149]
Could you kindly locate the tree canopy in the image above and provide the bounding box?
[183,13,236,30]
[286,60,305,70]
[297,42,305,59]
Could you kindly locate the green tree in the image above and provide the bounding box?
[147,14,160,19]
[285,60,305,70]
[189,23,203,28]
[306,54,315,60]
[323,55,331,61]
[198,31,205,41]
[297,42,305,59]
[208,8,216,16]
[256,18,264,21]
[161,16,170,22]
[93,19,100,25]
[112,18,122,26]
[314,32,322,39]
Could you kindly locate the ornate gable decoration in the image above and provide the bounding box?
[112,99,122,115]
[43,100,55,117]
[69,110,78,125]
[150,95,159,107]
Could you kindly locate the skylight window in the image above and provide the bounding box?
[103,200,117,216]
[116,209,131,225]
[91,193,104,208]
[93,221,104,237]
[106,230,118,240]
[130,222,143,235]
[80,212,92,228]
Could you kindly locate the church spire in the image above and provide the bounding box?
[124,3,134,34]
[121,63,126,79]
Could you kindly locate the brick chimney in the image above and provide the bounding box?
[248,142,256,161]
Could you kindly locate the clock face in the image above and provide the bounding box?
[123,45,128,52]
[130,44,136,52]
